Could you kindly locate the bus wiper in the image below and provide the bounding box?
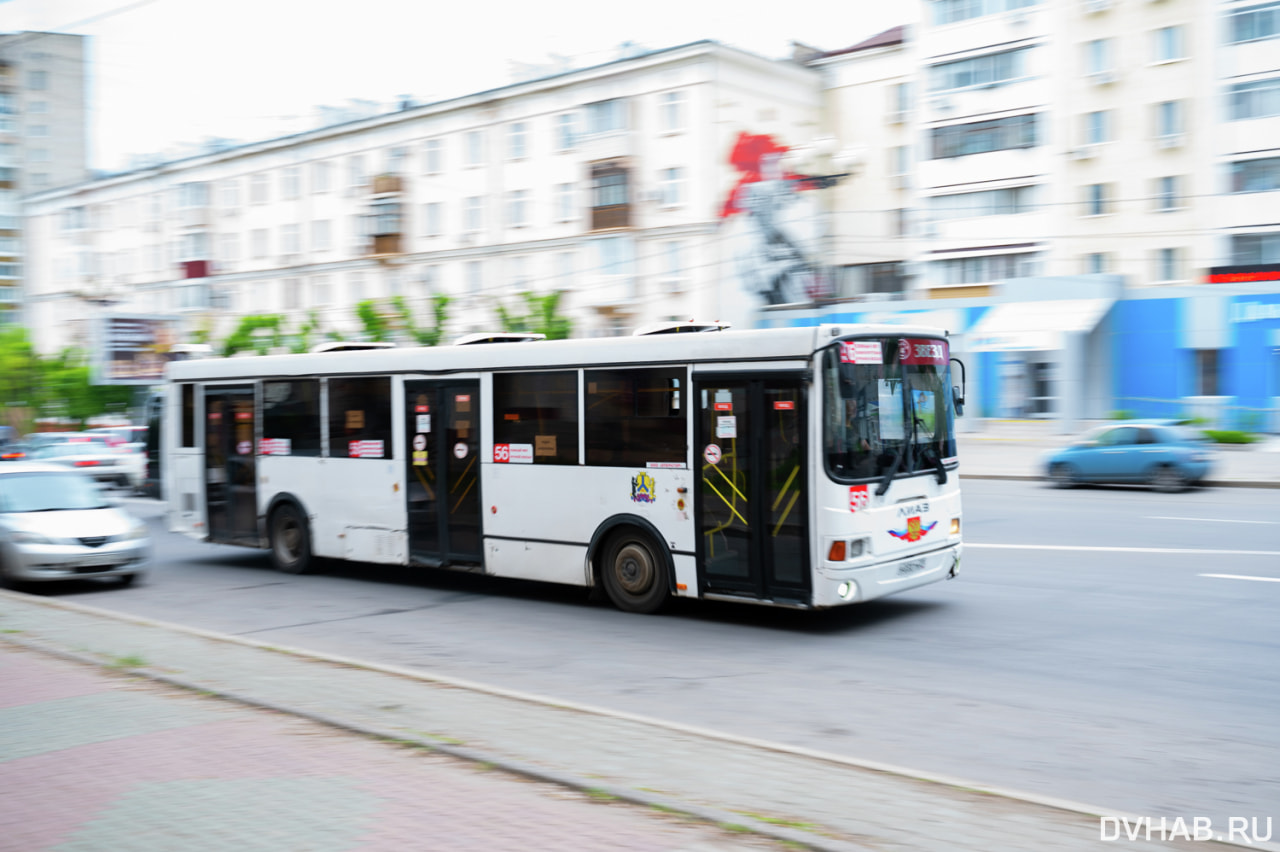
[874,445,904,496]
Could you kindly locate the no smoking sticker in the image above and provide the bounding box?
[703,443,722,465]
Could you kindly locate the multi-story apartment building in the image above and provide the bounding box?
[22,41,821,353]
[776,0,1280,430]
[0,31,89,325]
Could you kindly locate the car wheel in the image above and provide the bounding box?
[1150,464,1187,493]
[269,503,314,574]
[601,530,669,614]
[1049,463,1078,489]
[117,573,139,588]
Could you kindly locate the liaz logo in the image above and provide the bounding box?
[889,516,937,543]
[631,472,656,503]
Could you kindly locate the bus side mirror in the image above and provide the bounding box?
[949,356,967,418]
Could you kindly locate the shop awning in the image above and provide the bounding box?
[966,298,1114,352]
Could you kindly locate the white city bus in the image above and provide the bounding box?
[163,323,965,613]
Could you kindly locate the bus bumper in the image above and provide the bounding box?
[815,543,960,607]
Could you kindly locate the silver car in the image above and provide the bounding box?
[0,462,151,587]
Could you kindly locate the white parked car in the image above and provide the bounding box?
[0,462,151,587]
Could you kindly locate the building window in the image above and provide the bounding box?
[508,122,528,159]
[1155,176,1181,211]
[595,235,635,278]
[262,380,322,457]
[465,130,485,166]
[658,167,685,206]
[939,253,1040,285]
[251,173,269,204]
[312,275,332,306]
[930,114,1039,158]
[222,179,240,209]
[659,91,686,132]
[178,182,208,209]
[1155,247,1181,282]
[283,278,303,310]
[929,47,1031,92]
[282,224,301,256]
[556,251,575,289]
[347,271,364,303]
[282,166,301,200]
[931,0,1039,25]
[26,70,47,90]
[507,190,530,228]
[555,113,577,151]
[584,368,685,466]
[464,196,483,233]
[328,377,393,459]
[220,233,239,267]
[1084,110,1112,145]
[591,162,630,229]
[27,124,48,137]
[1194,350,1220,396]
[1228,78,1280,120]
[1084,183,1111,216]
[928,186,1037,220]
[662,240,686,291]
[424,138,442,174]
[385,146,408,174]
[311,220,331,252]
[492,371,580,465]
[1085,253,1109,274]
[251,228,269,259]
[312,161,331,193]
[1231,233,1280,265]
[1151,25,1186,62]
[556,182,576,222]
[586,99,627,135]
[423,201,442,237]
[1230,157,1280,193]
[1229,2,1280,43]
[467,260,484,295]
[506,255,529,290]
[1085,38,1113,75]
[1154,100,1183,138]
[348,154,367,189]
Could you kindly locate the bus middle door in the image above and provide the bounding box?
[204,384,259,546]
[404,381,482,567]
[694,374,810,605]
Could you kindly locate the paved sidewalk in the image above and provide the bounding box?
[0,642,779,852]
[3,592,1262,852]
[957,419,1280,487]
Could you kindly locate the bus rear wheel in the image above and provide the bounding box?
[601,530,669,614]
[269,503,313,574]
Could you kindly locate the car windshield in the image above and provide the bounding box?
[33,444,98,458]
[822,336,957,484]
[0,472,111,512]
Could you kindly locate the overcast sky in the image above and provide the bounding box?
[0,0,908,173]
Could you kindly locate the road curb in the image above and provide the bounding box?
[2,591,1271,851]
[958,473,1280,488]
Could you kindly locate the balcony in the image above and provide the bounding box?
[372,174,403,195]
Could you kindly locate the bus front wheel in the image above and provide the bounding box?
[601,531,669,614]
[269,503,313,574]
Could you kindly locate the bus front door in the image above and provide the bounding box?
[694,375,810,604]
[404,381,482,567]
[204,385,259,546]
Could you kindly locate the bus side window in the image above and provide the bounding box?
[181,384,196,448]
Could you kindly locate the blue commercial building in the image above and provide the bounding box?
[761,273,1280,434]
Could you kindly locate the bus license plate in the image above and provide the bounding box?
[897,558,925,577]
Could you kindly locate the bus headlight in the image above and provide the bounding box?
[950,517,961,536]
[837,581,858,600]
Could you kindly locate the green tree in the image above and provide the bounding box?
[355,295,450,346]
[0,326,43,432]
[221,314,284,357]
[495,291,571,340]
[35,348,133,430]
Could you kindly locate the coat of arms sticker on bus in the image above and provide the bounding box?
[631,472,656,503]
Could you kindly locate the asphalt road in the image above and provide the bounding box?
[42,479,1280,828]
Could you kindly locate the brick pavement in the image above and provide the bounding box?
[3,592,1261,852]
[0,645,784,852]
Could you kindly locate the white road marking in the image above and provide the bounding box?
[1147,516,1279,525]
[966,543,1280,556]
[1199,573,1280,583]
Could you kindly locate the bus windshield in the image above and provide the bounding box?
[822,337,957,484]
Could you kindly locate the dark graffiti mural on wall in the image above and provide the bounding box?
[720,132,827,312]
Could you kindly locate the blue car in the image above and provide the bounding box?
[1043,421,1214,492]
